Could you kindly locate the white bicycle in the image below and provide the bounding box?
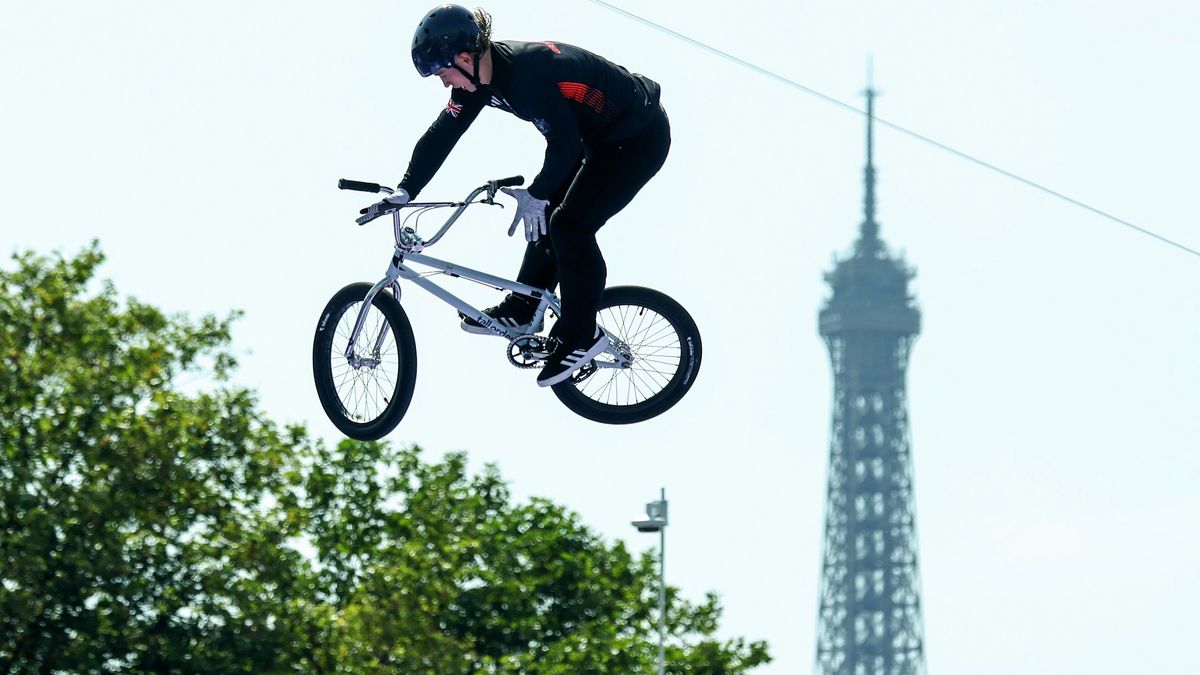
[312,176,703,441]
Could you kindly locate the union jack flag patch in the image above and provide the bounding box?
[445,100,463,118]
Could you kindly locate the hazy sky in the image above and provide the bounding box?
[4,1,1199,673]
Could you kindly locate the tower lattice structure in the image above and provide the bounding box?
[815,86,926,675]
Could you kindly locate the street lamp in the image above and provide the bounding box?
[632,488,668,675]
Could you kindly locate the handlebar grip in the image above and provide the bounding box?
[338,179,384,193]
[492,175,524,188]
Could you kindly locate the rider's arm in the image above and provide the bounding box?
[398,89,487,198]
[525,83,585,201]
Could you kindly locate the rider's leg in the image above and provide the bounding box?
[512,232,557,293]
[537,109,670,386]
[547,110,672,345]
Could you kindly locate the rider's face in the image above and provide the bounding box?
[435,53,476,92]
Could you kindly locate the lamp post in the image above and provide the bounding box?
[632,488,668,675]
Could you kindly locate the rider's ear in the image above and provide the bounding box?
[455,52,474,69]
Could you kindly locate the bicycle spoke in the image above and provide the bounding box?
[569,298,689,410]
[324,300,406,425]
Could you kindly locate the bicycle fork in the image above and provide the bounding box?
[343,255,405,368]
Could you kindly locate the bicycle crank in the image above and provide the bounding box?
[506,335,601,384]
[507,335,552,369]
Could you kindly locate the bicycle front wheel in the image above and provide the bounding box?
[312,283,417,440]
[552,286,701,424]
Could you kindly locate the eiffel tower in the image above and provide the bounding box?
[815,83,927,674]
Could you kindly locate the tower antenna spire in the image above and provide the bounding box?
[861,58,880,247]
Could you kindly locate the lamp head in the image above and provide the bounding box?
[631,498,668,532]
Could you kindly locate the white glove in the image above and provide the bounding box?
[357,188,411,225]
[385,187,411,205]
[501,187,549,242]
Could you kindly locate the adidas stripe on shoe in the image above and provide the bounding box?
[537,328,609,387]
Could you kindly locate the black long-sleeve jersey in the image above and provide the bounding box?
[398,40,662,200]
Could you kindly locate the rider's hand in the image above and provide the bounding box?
[385,187,411,205]
[501,187,549,242]
[356,188,410,225]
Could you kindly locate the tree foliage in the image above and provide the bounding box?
[0,245,770,673]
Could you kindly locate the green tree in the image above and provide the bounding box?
[0,245,770,673]
[0,245,316,673]
[296,440,770,674]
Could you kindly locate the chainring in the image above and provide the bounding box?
[507,335,552,369]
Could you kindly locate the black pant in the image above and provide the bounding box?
[515,107,672,343]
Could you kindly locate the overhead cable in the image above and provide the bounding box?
[582,0,1200,259]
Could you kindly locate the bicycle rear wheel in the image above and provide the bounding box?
[552,286,701,424]
[312,283,417,440]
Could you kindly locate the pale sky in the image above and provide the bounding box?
[3,2,1199,673]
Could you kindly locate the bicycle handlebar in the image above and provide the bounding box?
[338,179,389,194]
[340,175,527,249]
[338,175,522,195]
[491,175,524,188]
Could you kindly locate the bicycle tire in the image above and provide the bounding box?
[312,283,417,440]
[552,286,701,424]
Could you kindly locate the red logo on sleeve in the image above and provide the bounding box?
[445,100,464,118]
[557,82,608,116]
[542,41,561,54]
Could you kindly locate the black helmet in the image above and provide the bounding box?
[412,4,482,77]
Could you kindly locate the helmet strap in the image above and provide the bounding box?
[452,52,482,87]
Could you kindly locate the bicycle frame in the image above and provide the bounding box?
[342,181,631,369]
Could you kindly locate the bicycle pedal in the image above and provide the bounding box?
[569,361,598,384]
